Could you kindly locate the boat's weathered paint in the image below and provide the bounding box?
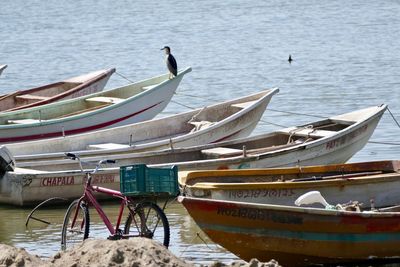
[179,196,400,266]
[8,88,277,158]
[0,167,120,206]
[0,68,115,112]
[16,105,386,173]
[180,160,400,208]
[0,67,191,143]
[0,90,279,206]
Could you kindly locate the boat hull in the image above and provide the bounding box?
[179,196,400,266]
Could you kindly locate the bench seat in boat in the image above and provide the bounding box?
[7,119,47,124]
[85,96,124,104]
[15,94,51,101]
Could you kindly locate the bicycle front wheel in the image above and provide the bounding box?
[124,202,170,247]
[61,199,90,250]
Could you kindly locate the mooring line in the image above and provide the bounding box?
[179,232,215,257]
[170,99,196,110]
[265,108,326,118]
[387,107,400,129]
[368,141,400,146]
[115,71,135,83]
[258,119,288,128]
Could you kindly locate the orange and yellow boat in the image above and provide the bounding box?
[179,160,400,209]
[179,196,400,266]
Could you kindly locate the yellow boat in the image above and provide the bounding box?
[179,160,400,208]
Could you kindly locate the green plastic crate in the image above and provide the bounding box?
[120,164,178,196]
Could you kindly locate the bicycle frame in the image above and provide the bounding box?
[71,173,134,237]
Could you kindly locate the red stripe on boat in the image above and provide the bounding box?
[0,102,162,143]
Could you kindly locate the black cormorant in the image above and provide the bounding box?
[161,46,177,78]
[288,54,293,63]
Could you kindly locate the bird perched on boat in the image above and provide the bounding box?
[161,46,177,79]
[288,54,293,64]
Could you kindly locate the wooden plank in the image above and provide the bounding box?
[85,96,124,104]
[7,119,47,124]
[15,94,50,101]
[87,143,131,150]
[201,147,243,157]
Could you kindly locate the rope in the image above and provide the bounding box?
[258,119,287,128]
[170,99,196,110]
[178,232,215,257]
[265,108,326,119]
[175,92,216,102]
[368,141,400,146]
[387,107,400,129]
[114,71,135,83]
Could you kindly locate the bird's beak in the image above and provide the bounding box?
[160,48,165,50]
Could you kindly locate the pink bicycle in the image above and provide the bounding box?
[61,153,171,250]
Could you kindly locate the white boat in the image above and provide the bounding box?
[0,68,115,112]
[0,64,7,77]
[0,67,191,143]
[17,105,386,171]
[0,105,387,206]
[7,88,278,159]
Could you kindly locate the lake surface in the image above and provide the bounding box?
[1,0,400,265]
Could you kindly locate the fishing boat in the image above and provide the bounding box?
[16,105,386,171]
[0,64,7,77]
[0,68,115,112]
[7,88,278,158]
[179,160,400,208]
[0,67,191,143]
[179,195,400,266]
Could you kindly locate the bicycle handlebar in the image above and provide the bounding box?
[64,152,117,175]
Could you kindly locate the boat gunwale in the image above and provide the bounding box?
[178,196,400,218]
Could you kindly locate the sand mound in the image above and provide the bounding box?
[0,239,281,267]
[49,238,192,267]
[0,244,43,267]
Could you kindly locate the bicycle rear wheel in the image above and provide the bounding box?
[61,199,90,250]
[124,202,170,247]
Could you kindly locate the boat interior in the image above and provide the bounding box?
[0,81,162,125]
[198,118,353,159]
[182,160,400,186]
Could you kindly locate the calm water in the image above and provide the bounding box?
[1,0,400,265]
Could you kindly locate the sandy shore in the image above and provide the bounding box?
[0,238,281,267]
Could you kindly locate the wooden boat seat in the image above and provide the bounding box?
[15,94,51,101]
[7,119,47,124]
[85,96,124,104]
[142,84,158,90]
[87,143,131,150]
[279,127,337,138]
[231,100,258,109]
[201,147,244,158]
